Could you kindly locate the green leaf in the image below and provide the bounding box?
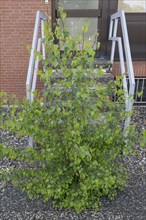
[0,5,143,214]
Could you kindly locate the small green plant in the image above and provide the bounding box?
[0,7,144,213]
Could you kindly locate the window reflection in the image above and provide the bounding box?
[60,18,98,49]
[59,0,99,10]
[118,0,146,13]
[64,18,98,40]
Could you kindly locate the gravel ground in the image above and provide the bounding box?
[0,106,146,220]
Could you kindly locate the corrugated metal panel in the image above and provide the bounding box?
[127,78,146,104]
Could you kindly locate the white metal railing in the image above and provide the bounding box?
[26,11,46,103]
[26,11,46,146]
[109,10,135,132]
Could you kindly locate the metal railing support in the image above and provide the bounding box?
[31,38,42,103]
[41,20,46,60]
[26,11,46,146]
[109,10,135,132]
[26,11,46,103]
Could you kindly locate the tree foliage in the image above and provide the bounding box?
[0,7,144,213]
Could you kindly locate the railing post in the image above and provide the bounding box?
[26,11,46,146]
[26,11,41,102]
[26,11,46,103]
[31,38,42,103]
[110,19,118,63]
[108,10,135,132]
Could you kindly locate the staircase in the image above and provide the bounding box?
[26,10,135,145]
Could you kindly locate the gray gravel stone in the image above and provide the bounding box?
[0,106,146,220]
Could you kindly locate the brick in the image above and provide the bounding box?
[0,0,49,100]
[113,61,146,77]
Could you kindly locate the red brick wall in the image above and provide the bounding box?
[113,61,146,77]
[0,0,50,100]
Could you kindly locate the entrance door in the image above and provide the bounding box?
[51,0,107,58]
[51,0,146,60]
[118,0,146,60]
[106,0,146,60]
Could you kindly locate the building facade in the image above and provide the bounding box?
[0,0,146,100]
[0,0,48,100]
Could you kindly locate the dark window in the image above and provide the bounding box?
[106,0,146,60]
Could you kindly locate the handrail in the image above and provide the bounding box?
[109,10,135,132]
[26,11,46,146]
[26,11,46,103]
